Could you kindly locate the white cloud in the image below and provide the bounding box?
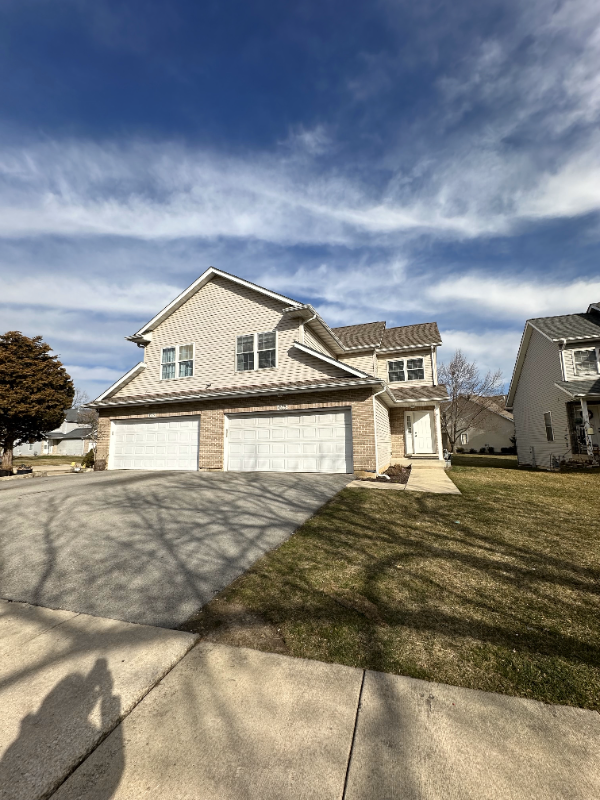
[438,329,522,387]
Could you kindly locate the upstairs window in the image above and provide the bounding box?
[161,344,194,380]
[544,412,554,442]
[236,332,277,372]
[388,357,425,382]
[407,358,425,380]
[574,349,599,376]
[388,360,405,382]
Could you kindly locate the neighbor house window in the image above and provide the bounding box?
[161,344,194,379]
[543,412,554,442]
[236,332,277,371]
[460,433,468,445]
[388,360,405,382]
[407,358,425,381]
[574,349,599,376]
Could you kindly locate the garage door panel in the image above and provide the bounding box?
[111,417,199,471]
[227,410,352,473]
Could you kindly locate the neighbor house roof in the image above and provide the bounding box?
[555,378,600,398]
[61,427,94,440]
[90,376,383,408]
[380,322,442,350]
[330,322,386,349]
[389,384,449,403]
[530,313,600,342]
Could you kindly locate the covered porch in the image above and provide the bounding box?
[558,378,600,465]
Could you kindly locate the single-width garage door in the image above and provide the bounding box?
[110,417,200,470]
[226,410,352,473]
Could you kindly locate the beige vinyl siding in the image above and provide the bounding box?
[304,328,334,357]
[377,349,433,385]
[563,343,600,381]
[512,329,570,469]
[374,396,392,471]
[340,351,376,376]
[113,277,349,398]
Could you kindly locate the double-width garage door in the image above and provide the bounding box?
[110,417,200,470]
[226,410,352,473]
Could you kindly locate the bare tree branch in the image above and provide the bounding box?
[438,349,504,452]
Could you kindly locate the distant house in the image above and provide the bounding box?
[506,302,600,469]
[445,396,515,453]
[12,408,95,458]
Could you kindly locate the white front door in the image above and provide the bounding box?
[226,409,352,473]
[407,410,435,454]
[110,417,200,470]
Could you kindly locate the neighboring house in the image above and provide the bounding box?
[506,302,600,469]
[88,267,448,474]
[12,408,95,458]
[444,396,515,453]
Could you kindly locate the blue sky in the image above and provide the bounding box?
[1,0,599,399]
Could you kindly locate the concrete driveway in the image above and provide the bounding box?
[0,471,350,628]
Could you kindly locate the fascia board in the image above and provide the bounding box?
[90,362,147,404]
[376,342,442,353]
[291,341,369,377]
[506,323,534,409]
[136,268,302,337]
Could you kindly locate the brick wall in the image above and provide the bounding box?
[96,387,378,472]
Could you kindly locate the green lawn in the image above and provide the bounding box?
[181,460,600,710]
[12,455,83,466]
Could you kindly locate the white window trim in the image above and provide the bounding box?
[572,346,600,377]
[160,343,195,381]
[235,331,278,373]
[387,356,426,383]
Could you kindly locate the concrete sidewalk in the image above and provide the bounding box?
[3,602,598,800]
[53,645,599,800]
[347,468,460,494]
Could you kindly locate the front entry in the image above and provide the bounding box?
[405,410,435,454]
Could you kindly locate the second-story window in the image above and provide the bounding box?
[407,358,425,380]
[236,332,277,372]
[388,357,425,382]
[388,360,405,382]
[161,344,194,380]
[574,349,599,376]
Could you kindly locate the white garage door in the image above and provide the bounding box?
[110,417,200,471]
[226,410,352,473]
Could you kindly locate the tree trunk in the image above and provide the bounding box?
[1,439,14,471]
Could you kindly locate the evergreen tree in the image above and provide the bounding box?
[0,332,74,470]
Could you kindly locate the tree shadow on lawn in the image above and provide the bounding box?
[184,484,600,709]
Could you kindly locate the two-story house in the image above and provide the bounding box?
[506,302,600,469]
[89,268,448,474]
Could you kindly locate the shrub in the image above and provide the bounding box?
[501,447,509,453]
[456,447,465,453]
[479,447,487,454]
[488,446,495,454]
[469,449,477,454]
[81,448,95,468]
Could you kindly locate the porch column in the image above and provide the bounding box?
[580,399,595,458]
[433,404,444,460]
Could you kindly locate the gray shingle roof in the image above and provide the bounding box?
[61,427,94,440]
[331,321,386,348]
[380,322,441,349]
[389,384,449,402]
[530,313,600,341]
[556,378,600,397]
[93,376,382,407]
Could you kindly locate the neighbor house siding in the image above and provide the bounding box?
[563,343,600,382]
[340,351,376,376]
[376,348,433,385]
[112,276,349,399]
[458,415,515,452]
[96,387,379,473]
[513,329,570,469]
[374,396,392,471]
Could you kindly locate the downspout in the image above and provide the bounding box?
[559,339,567,380]
[431,345,438,385]
[302,313,317,346]
[372,385,387,474]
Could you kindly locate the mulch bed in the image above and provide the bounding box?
[359,464,411,484]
